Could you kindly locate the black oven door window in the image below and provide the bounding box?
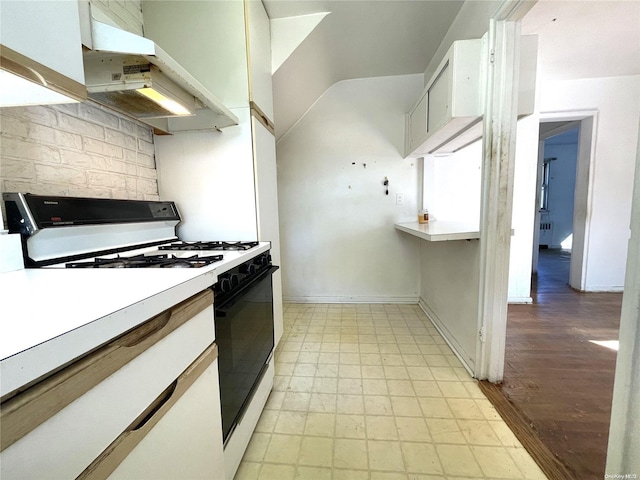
[215,265,277,444]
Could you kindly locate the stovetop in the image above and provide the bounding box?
[158,241,260,251]
[55,241,266,269]
[65,253,224,269]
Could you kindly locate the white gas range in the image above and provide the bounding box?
[3,192,278,480]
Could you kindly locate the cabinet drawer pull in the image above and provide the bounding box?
[132,381,177,431]
[116,311,172,348]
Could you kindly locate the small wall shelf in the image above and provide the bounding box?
[395,221,480,241]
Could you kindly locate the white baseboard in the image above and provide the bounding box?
[580,286,624,293]
[508,296,533,304]
[418,298,476,378]
[283,295,420,304]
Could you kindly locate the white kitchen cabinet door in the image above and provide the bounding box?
[246,0,274,122]
[0,1,85,84]
[408,91,428,152]
[143,0,249,108]
[0,0,86,106]
[107,356,224,480]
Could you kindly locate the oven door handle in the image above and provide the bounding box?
[214,265,279,315]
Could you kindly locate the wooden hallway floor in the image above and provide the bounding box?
[500,249,623,479]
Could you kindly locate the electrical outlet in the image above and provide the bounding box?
[396,193,404,205]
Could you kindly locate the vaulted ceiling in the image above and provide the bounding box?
[264,0,464,138]
[266,0,640,140]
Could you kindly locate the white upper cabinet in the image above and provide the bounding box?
[406,36,487,158]
[0,0,87,106]
[246,0,274,122]
[406,34,537,158]
[143,0,274,121]
[143,1,249,109]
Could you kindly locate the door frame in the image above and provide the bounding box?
[475,0,534,382]
[536,111,598,291]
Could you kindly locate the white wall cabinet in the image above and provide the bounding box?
[406,36,486,157]
[406,34,537,158]
[246,0,275,121]
[0,1,86,106]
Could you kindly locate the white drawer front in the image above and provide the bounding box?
[0,305,214,480]
[108,358,224,480]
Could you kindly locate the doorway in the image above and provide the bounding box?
[533,122,580,293]
[533,113,597,293]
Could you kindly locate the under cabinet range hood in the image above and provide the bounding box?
[81,6,238,132]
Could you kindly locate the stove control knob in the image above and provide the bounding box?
[230,273,239,287]
[219,274,233,292]
[256,254,271,266]
[240,263,257,274]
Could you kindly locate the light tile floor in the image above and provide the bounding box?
[235,303,548,480]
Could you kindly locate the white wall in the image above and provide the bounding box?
[419,239,480,370]
[423,140,482,223]
[155,108,258,242]
[276,74,423,302]
[539,75,640,291]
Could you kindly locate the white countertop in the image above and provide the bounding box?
[395,221,480,241]
[0,243,270,398]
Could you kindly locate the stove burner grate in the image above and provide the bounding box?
[65,253,223,269]
[159,241,260,251]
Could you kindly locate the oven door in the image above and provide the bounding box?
[214,265,278,444]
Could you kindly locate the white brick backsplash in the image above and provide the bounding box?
[78,103,121,130]
[1,116,28,137]
[123,148,137,163]
[106,128,137,150]
[137,166,157,179]
[2,158,35,180]
[137,125,153,143]
[27,124,57,144]
[60,150,100,168]
[2,137,61,163]
[136,177,157,195]
[2,106,58,126]
[137,152,155,168]
[11,181,71,197]
[104,158,127,174]
[59,113,105,139]
[84,136,124,159]
[88,171,126,189]
[36,164,87,184]
[55,131,83,150]
[137,138,155,155]
[125,162,138,176]
[1,99,158,202]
